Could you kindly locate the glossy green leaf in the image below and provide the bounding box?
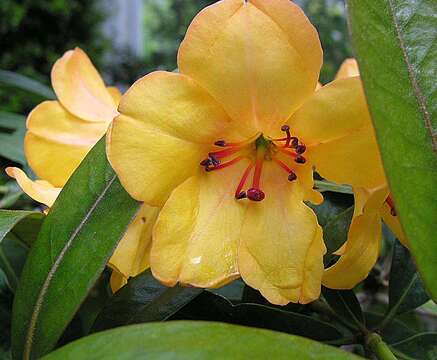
[0,70,55,99]
[346,0,437,300]
[0,210,43,246]
[173,292,343,342]
[0,130,25,164]
[0,112,25,132]
[322,288,365,331]
[42,322,361,360]
[91,270,203,333]
[391,332,437,360]
[388,241,429,314]
[11,138,139,360]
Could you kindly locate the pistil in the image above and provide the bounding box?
[246,142,266,201]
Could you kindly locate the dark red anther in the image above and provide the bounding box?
[288,172,297,181]
[209,155,220,165]
[214,140,226,147]
[290,137,299,148]
[281,125,290,132]
[235,191,247,200]
[390,208,397,216]
[200,158,211,166]
[295,155,306,164]
[247,188,265,201]
[296,144,306,154]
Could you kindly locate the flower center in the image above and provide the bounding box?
[200,125,307,202]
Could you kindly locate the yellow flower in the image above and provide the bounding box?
[107,0,382,305]
[322,59,407,289]
[6,48,159,291]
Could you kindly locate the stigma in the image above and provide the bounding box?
[200,125,307,202]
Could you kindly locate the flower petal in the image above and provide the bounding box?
[109,270,127,293]
[151,161,249,288]
[322,186,388,289]
[25,101,107,187]
[51,47,118,122]
[178,0,322,136]
[5,167,61,207]
[107,86,122,104]
[381,204,409,247]
[109,204,160,281]
[290,77,386,188]
[238,162,326,305]
[335,58,359,79]
[108,71,230,206]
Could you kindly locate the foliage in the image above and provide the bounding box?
[0,0,107,114]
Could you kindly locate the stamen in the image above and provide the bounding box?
[205,155,245,171]
[214,133,260,148]
[247,145,266,202]
[295,155,306,164]
[296,144,306,154]
[209,146,242,159]
[214,140,226,147]
[235,162,254,199]
[272,158,297,182]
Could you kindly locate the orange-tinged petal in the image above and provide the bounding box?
[381,204,409,247]
[108,71,230,206]
[238,162,326,305]
[51,47,117,122]
[25,101,107,187]
[290,77,386,188]
[178,0,321,136]
[107,86,122,105]
[5,167,61,207]
[151,162,249,288]
[335,58,359,79]
[323,186,388,289]
[108,204,160,281]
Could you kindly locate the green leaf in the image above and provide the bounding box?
[91,270,203,333]
[0,70,55,99]
[345,0,437,300]
[314,180,353,194]
[0,112,26,132]
[11,138,139,360]
[41,322,361,360]
[322,288,365,331]
[173,291,344,342]
[0,235,28,292]
[391,332,437,360]
[365,312,415,344]
[0,130,26,164]
[388,241,429,314]
[0,210,43,246]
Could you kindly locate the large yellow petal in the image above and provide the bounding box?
[25,101,107,187]
[290,77,386,188]
[51,47,117,123]
[381,202,409,247]
[108,71,230,206]
[108,204,160,285]
[5,167,61,207]
[323,186,388,289]
[151,161,249,288]
[238,162,326,305]
[335,58,359,79]
[178,0,322,136]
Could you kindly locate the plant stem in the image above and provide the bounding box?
[366,333,398,360]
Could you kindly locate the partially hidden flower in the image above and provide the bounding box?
[108,0,383,305]
[322,59,407,289]
[6,48,159,291]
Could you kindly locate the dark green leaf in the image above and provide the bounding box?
[322,288,365,331]
[309,192,353,257]
[0,235,28,292]
[346,0,437,300]
[42,322,360,360]
[389,241,429,314]
[11,138,139,360]
[91,270,203,333]
[0,130,25,164]
[0,70,55,99]
[391,332,437,360]
[173,291,344,342]
[365,312,415,344]
[0,210,43,246]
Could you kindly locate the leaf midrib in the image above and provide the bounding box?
[23,175,117,360]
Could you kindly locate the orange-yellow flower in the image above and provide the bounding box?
[6,48,159,290]
[108,0,383,305]
[322,59,407,289]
